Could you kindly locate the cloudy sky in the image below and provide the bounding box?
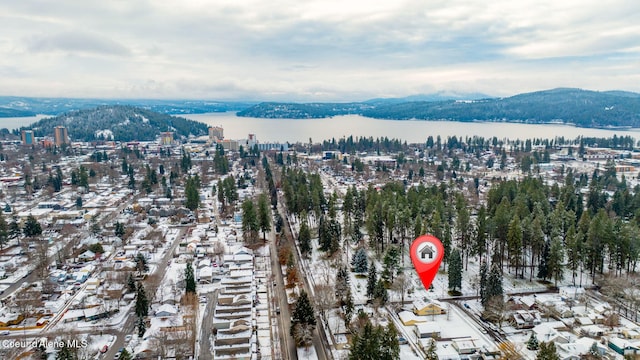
[1,0,639,101]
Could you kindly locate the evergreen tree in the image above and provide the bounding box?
[298,220,311,257]
[474,205,488,262]
[23,214,42,238]
[120,348,133,360]
[257,193,271,240]
[290,290,316,335]
[348,321,400,360]
[127,273,136,293]
[184,176,200,211]
[8,215,20,239]
[373,279,389,305]
[448,247,462,293]
[114,221,126,239]
[506,216,523,277]
[0,212,8,249]
[185,262,196,294]
[366,261,378,298]
[382,246,400,284]
[135,253,149,274]
[379,322,400,360]
[335,265,350,303]
[127,166,135,189]
[527,332,539,350]
[536,341,560,360]
[565,224,581,285]
[319,215,341,255]
[135,283,149,318]
[344,288,354,328]
[538,239,551,281]
[241,199,259,243]
[137,315,146,338]
[486,262,503,301]
[352,248,368,273]
[548,235,565,286]
[479,261,488,305]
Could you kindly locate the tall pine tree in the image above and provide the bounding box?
[448,248,462,293]
[366,261,378,299]
[290,290,316,335]
[185,262,196,293]
[298,220,311,258]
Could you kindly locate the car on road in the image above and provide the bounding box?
[0,330,10,336]
[124,335,132,342]
[199,296,207,303]
[100,345,109,353]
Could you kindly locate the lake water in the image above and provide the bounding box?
[0,115,48,131]
[2,112,639,144]
[185,112,640,144]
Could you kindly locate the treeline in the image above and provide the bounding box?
[315,134,638,158]
[237,102,369,118]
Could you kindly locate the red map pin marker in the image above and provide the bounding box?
[410,234,444,290]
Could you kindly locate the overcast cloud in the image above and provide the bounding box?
[1,0,639,101]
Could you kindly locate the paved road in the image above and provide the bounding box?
[198,290,218,360]
[277,200,330,360]
[269,233,296,360]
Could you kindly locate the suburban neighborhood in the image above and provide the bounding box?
[0,124,639,360]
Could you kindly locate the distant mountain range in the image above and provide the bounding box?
[0,97,255,117]
[3,88,640,129]
[24,105,209,142]
[238,88,640,128]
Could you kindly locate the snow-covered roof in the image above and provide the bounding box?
[155,304,178,317]
[398,311,426,325]
[415,322,441,334]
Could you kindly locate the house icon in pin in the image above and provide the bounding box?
[419,243,435,260]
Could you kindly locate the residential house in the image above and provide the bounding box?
[413,299,446,316]
[155,304,178,318]
[609,337,640,356]
[415,322,441,339]
[512,310,541,329]
[452,338,479,355]
[398,311,427,326]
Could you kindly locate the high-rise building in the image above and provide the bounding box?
[160,131,174,145]
[54,126,69,145]
[21,130,34,145]
[209,126,224,143]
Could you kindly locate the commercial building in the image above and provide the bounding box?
[209,126,224,143]
[54,126,69,145]
[21,130,34,145]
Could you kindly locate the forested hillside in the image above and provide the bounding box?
[0,107,35,118]
[22,105,209,142]
[238,88,640,128]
